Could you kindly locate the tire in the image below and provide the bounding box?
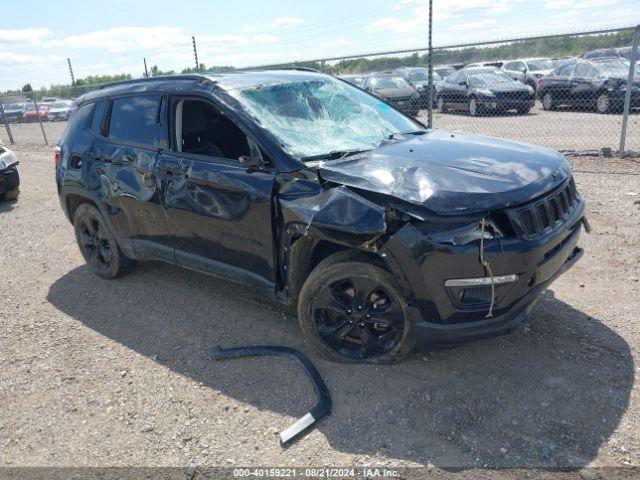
[596,92,611,114]
[542,92,554,111]
[517,106,531,115]
[297,251,415,364]
[468,97,479,117]
[437,96,447,112]
[73,203,136,279]
[2,187,19,201]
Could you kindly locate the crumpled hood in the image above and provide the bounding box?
[0,146,18,170]
[317,130,571,215]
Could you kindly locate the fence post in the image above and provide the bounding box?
[0,102,15,145]
[619,24,639,156]
[427,0,434,129]
[30,95,49,146]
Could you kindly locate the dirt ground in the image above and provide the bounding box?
[1,144,639,478]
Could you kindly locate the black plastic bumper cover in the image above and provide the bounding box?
[210,346,332,445]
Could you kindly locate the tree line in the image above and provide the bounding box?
[2,29,635,100]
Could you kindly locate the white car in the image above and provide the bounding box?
[0,144,19,200]
[48,100,74,121]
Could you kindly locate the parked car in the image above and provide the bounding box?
[56,71,586,363]
[0,144,19,201]
[466,60,505,69]
[537,58,640,113]
[339,74,365,87]
[502,58,556,89]
[1,103,27,123]
[393,67,443,107]
[48,100,74,121]
[434,65,456,79]
[362,73,421,115]
[23,104,49,122]
[437,67,535,116]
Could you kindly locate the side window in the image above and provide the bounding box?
[447,72,460,83]
[504,62,515,70]
[575,64,597,78]
[558,64,575,77]
[174,99,251,162]
[107,95,166,149]
[89,100,107,134]
[59,103,93,143]
[516,61,526,72]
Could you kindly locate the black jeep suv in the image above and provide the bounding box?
[56,70,586,363]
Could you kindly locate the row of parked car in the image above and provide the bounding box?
[339,47,640,117]
[0,98,75,123]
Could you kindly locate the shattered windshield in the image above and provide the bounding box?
[231,77,420,159]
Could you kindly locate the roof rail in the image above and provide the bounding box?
[93,74,210,91]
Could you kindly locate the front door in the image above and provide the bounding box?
[160,97,277,289]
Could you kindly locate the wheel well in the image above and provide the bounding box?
[65,194,98,222]
[286,238,385,305]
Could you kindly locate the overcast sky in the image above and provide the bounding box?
[1,0,638,91]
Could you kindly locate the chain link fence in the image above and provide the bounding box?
[1,26,639,155]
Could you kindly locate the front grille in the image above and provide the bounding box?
[509,178,580,240]
[495,91,529,101]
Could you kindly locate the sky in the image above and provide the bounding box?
[1,0,639,91]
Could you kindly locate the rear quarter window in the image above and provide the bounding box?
[59,103,93,144]
[107,95,166,149]
[90,100,107,134]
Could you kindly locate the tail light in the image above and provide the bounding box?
[54,145,61,166]
[536,76,544,90]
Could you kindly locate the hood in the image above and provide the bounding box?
[317,130,571,215]
[0,147,18,170]
[479,83,531,93]
[373,87,417,98]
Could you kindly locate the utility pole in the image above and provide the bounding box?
[67,58,75,85]
[192,36,200,71]
[144,57,149,78]
[427,0,434,129]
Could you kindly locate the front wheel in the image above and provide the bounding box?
[73,203,136,279]
[468,97,480,116]
[542,92,555,110]
[517,105,531,115]
[298,252,415,363]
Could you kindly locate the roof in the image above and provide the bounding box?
[76,69,331,104]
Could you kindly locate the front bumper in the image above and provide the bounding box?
[0,164,20,195]
[382,200,585,348]
[480,97,534,111]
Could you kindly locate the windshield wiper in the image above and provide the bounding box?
[301,149,372,162]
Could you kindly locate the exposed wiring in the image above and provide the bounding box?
[479,217,495,318]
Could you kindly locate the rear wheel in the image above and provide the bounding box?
[437,96,447,112]
[73,203,136,279]
[517,105,531,115]
[298,252,414,363]
[596,93,611,114]
[542,92,555,110]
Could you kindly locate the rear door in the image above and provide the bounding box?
[570,63,599,108]
[159,96,277,289]
[89,94,173,261]
[543,63,575,105]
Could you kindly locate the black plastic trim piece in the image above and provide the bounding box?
[210,346,331,445]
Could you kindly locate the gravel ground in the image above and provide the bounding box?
[3,103,640,153]
[1,144,639,478]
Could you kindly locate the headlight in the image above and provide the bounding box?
[477,89,495,97]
